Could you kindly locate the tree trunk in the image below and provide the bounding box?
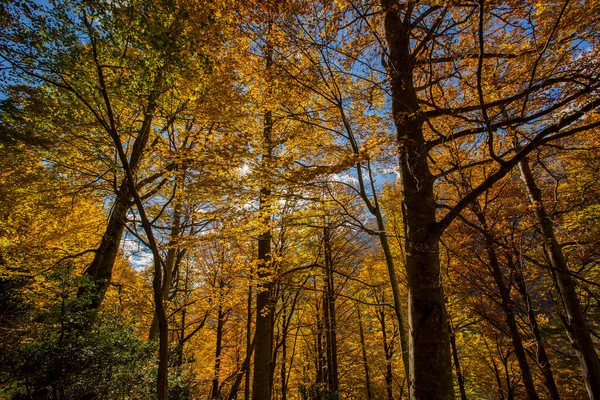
[373,206,411,381]
[245,277,253,400]
[281,304,288,400]
[252,188,274,400]
[153,248,169,400]
[323,226,339,394]
[502,350,515,400]
[519,157,600,399]
[486,340,506,400]
[211,303,225,399]
[380,2,454,397]
[315,280,325,388]
[78,182,130,309]
[174,263,191,374]
[357,306,373,400]
[252,57,275,399]
[449,318,468,400]
[345,104,410,382]
[78,101,156,310]
[228,334,256,400]
[513,259,560,400]
[475,212,539,400]
[378,307,394,400]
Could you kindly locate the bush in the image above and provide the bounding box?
[0,266,156,399]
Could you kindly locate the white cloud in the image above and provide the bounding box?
[329,173,358,185]
[122,238,153,270]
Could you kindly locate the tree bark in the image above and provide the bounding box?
[77,100,157,310]
[512,258,560,400]
[449,318,468,400]
[252,41,275,397]
[373,208,411,384]
[228,335,256,400]
[379,2,454,398]
[245,277,253,400]
[252,177,275,400]
[342,95,410,382]
[357,306,373,400]
[176,264,191,372]
[281,304,288,400]
[474,210,539,400]
[519,157,600,399]
[78,182,130,310]
[211,302,225,399]
[315,280,325,388]
[323,226,339,394]
[377,307,394,400]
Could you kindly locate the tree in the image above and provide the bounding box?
[374,1,600,397]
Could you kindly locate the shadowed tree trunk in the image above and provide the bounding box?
[252,40,275,399]
[322,226,339,395]
[228,336,256,400]
[245,276,253,400]
[371,205,410,383]
[77,100,156,309]
[338,99,410,382]
[211,301,226,399]
[315,279,326,389]
[379,2,454,397]
[449,318,468,400]
[474,209,539,400]
[251,178,275,400]
[357,306,373,400]
[377,306,394,400]
[512,258,560,400]
[281,304,288,400]
[519,157,600,399]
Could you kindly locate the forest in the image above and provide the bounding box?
[0,0,599,399]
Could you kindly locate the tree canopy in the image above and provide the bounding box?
[1,0,599,399]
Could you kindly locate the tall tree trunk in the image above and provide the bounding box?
[519,157,600,399]
[228,336,256,400]
[486,339,506,400]
[512,258,560,400]
[252,179,275,400]
[315,278,325,388]
[252,42,275,398]
[380,2,454,397]
[323,226,339,394]
[357,306,373,400]
[281,304,288,400]
[99,91,167,398]
[502,350,516,400]
[151,227,169,400]
[78,183,130,310]
[449,318,468,400]
[343,103,410,381]
[373,208,411,383]
[475,210,540,400]
[77,101,157,310]
[245,277,253,400]
[378,307,394,400]
[211,303,225,399]
[176,265,190,372]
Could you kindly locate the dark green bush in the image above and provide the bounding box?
[0,265,156,399]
